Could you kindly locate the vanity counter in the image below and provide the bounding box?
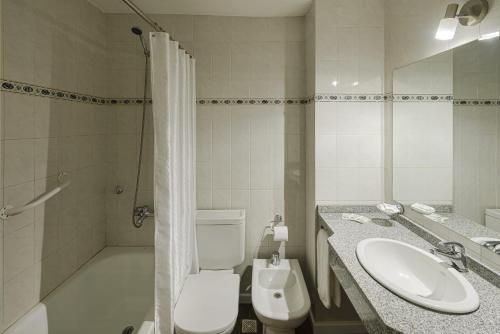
[320,211,500,334]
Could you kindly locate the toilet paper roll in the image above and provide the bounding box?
[273,226,288,242]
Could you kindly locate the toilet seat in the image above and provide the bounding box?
[174,271,240,334]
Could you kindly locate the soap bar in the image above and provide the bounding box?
[342,213,372,224]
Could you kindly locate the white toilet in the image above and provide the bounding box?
[174,210,245,334]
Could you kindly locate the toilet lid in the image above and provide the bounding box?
[174,272,240,334]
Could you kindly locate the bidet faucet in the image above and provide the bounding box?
[430,241,468,272]
[270,251,280,266]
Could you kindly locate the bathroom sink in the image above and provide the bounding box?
[356,238,479,314]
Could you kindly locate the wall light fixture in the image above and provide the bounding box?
[435,0,489,40]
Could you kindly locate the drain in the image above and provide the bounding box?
[122,326,134,334]
[242,319,257,333]
[273,292,282,299]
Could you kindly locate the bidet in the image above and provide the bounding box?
[252,259,310,334]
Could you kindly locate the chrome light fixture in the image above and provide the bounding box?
[435,0,489,40]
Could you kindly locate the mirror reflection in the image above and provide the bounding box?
[393,36,500,257]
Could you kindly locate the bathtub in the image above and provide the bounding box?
[4,247,154,334]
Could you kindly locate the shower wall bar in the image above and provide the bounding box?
[0,179,71,220]
[121,0,193,58]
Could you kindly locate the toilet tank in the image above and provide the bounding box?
[485,209,500,233]
[196,210,245,270]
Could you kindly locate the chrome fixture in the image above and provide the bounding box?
[115,185,124,195]
[430,241,468,272]
[436,0,489,40]
[270,251,281,267]
[482,240,500,254]
[133,205,154,228]
[131,27,150,57]
[270,214,283,228]
[131,26,151,229]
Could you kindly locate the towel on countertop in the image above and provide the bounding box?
[317,228,341,309]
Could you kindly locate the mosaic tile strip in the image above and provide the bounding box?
[7,79,494,107]
[311,94,387,103]
[392,94,453,102]
[196,98,306,105]
[107,98,152,105]
[454,99,500,106]
[1,79,107,104]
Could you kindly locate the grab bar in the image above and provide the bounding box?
[0,180,71,220]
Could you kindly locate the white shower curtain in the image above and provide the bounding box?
[149,32,198,334]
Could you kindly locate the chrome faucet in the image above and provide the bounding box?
[270,251,280,266]
[430,241,468,272]
[133,205,154,228]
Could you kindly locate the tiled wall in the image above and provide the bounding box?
[392,52,453,204]
[0,0,108,330]
[105,15,155,246]
[385,0,500,90]
[313,0,385,206]
[304,0,385,283]
[105,15,307,268]
[384,0,500,202]
[453,39,500,224]
[304,5,316,283]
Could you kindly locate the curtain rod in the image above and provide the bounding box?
[121,0,193,58]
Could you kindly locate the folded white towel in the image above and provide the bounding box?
[424,213,448,223]
[411,203,435,215]
[317,229,341,309]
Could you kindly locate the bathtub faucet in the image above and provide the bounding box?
[133,205,154,228]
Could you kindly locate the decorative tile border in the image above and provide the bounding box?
[311,94,387,103]
[107,98,152,105]
[454,99,500,106]
[3,79,499,108]
[196,98,306,105]
[392,94,453,102]
[1,79,107,104]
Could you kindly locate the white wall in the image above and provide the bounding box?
[304,0,385,283]
[392,52,453,204]
[106,15,307,270]
[1,0,108,329]
[385,0,500,207]
[453,39,500,224]
[385,0,500,90]
[313,0,385,206]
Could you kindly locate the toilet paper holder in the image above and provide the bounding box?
[269,214,283,230]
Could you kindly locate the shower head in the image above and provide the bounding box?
[131,26,150,58]
[131,26,143,36]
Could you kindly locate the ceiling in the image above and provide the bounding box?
[89,0,312,17]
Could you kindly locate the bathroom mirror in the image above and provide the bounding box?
[392,36,500,265]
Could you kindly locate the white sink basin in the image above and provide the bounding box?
[252,259,310,333]
[356,238,479,314]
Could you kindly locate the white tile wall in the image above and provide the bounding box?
[393,101,453,204]
[305,0,385,282]
[106,15,306,266]
[195,104,305,270]
[1,0,108,329]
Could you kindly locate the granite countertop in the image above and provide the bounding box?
[436,212,500,240]
[320,212,500,334]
